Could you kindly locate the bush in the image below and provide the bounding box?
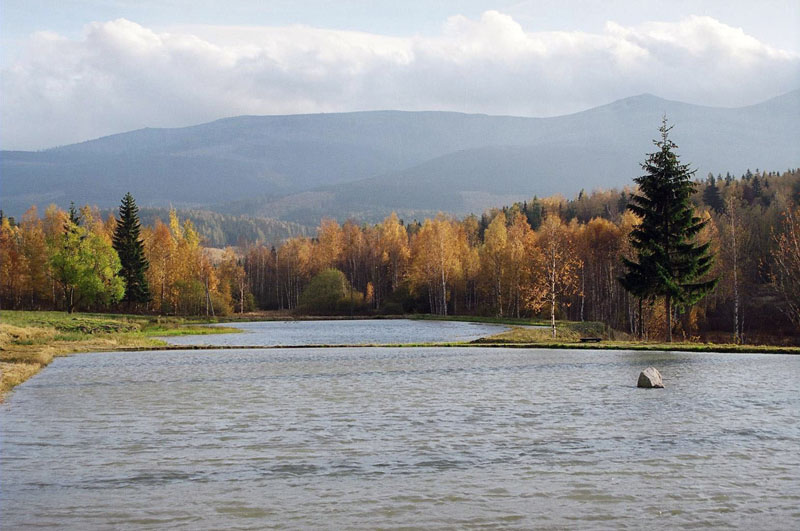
[386,281,421,313]
[210,291,232,316]
[298,269,364,315]
[335,293,367,314]
[379,302,404,315]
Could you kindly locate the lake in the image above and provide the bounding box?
[1,320,798,528]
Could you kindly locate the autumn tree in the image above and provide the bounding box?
[620,119,717,342]
[719,193,747,342]
[458,216,482,313]
[505,212,540,318]
[278,237,314,309]
[243,244,278,309]
[770,205,800,327]
[218,248,250,314]
[49,208,125,313]
[481,212,508,316]
[341,220,365,314]
[0,216,27,309]
[576,217,623,323]
[361,225,383,309]
[378,213,410,292]
[536,215,580,337]
[144,219,177,313]
[409,216,463,315]
[18,207,51,308]
[314,218,343,273]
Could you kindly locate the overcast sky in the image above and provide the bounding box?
[2,0,798,150]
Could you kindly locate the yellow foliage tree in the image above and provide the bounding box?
[144,219,177,313]
[378,212,410,291]
[410,216,463,315]
[506,212,541,318]
[480,212,508,316]
[536,215,581,337]
[314,218,343,274]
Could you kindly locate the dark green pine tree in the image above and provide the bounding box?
[620,118,718,342]
[112,193,151,306]
[68,202,81,226]
[702,173,725,213]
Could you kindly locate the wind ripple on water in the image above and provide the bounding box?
[2,336,799,529]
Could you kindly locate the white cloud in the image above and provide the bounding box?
[2,11,798,150]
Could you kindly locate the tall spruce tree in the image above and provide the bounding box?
[620,118,717,342]
[113,192,151,305]
[702,174,724,213]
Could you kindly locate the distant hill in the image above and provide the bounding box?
[128,208,311,247]
[3,90,798,223]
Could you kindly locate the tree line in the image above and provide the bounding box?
[1,129,798,342]
[0,196,250,317]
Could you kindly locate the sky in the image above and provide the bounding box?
[1,0,798,150]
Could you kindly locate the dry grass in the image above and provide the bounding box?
[474,323,799,353]
[0,322,160,399]
[0,361,43,391]
[479,321,609,343]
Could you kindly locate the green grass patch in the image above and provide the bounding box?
[149,325,241,337]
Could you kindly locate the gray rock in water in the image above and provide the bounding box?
[637,367,664,388]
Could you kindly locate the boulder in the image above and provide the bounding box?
[637,367,664,388]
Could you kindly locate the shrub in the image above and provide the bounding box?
[379,302,404,315]
[298,269,363,314]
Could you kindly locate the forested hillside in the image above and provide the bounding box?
[3,90,798,224]
[117,208,309,248]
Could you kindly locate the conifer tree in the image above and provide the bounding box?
[67,202,81,227]
[702,174,724,213]
[113,192,150,305]
[620,118,717,342]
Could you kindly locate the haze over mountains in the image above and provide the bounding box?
[2,90,798,227]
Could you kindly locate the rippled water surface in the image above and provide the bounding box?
[161,318,510,346]
[2,327,799,529]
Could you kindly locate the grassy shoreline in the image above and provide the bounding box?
[0,311,239,399]
[71,341,800,354]
[3,310,797,400]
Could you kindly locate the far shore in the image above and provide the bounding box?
[2,310,798,401]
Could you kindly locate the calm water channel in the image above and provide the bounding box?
[161,318,511,346]
[1,320,799,529]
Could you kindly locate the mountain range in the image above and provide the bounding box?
[2,90,798,226]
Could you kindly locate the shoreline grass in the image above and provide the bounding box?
[0,311,240,400]
[80,341,800,354]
